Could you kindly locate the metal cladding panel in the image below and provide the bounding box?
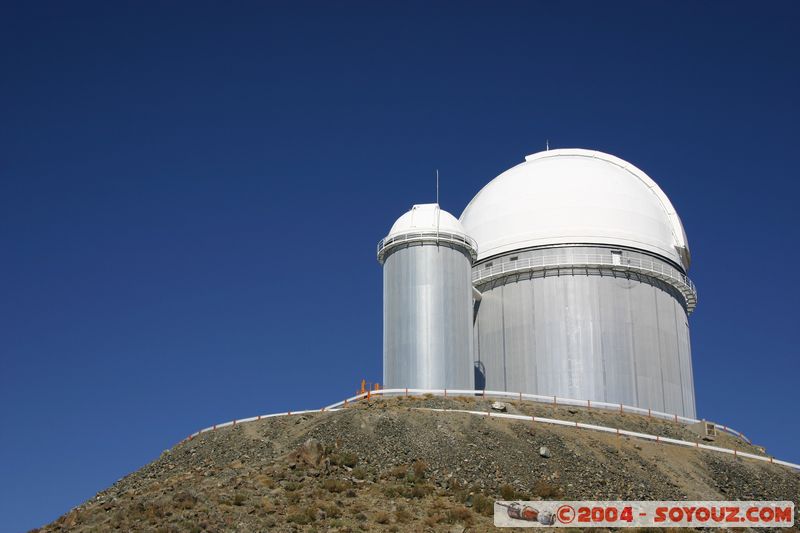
[473,247,696,418]
[383,243,473,390]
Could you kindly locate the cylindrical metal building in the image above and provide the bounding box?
[460,149,698,417]
[378,204,477,390]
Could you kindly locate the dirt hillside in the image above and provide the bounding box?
[35,396,799,532]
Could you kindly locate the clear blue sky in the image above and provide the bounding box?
[1,1,798,531]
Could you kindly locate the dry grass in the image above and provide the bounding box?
[532,480,561,498]
[323,478,349,493]
[447,506,474,524]
[260,497,275,514]
[386,464,407,479]
[472,493,494,516]
[412,459,427,479]
[499,484,517,500]
[395,507,413,523]
[331,451,358,467]
[410,483,434,498]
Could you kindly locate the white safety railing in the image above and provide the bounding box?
[414,407,800,471]
[180,389,799,472]
[472,254,697,313]
[185,409,333,440]
[322,389,748,443]
[377,231,478,262]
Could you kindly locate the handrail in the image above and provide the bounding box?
[377,230,478,263]
[415,407,800,471]
[179,389,798,472]
[322,389,747,443]
[472,254,697,313]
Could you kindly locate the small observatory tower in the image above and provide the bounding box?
[378,204,477,390]
[461,149,698,417]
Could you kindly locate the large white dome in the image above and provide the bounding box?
[460,149,690,270]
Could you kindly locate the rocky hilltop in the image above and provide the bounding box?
[36,396,799,532]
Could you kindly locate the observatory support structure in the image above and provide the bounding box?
[378,204,477,390]
[472,245,696,418]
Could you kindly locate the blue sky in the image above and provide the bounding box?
[1,1,798,531]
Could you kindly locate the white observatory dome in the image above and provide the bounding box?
[460,149,690,270]
[388,203,468,237]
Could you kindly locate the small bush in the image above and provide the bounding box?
[374,511,391,524]
[446,507,473,524]
[412,459,427,479]
[381,485,405,499]
[387,465,407,480]
[255,474,275,488]
[395,507,413,523]
[321,502,342,518]
[532,480,560,498]
[172,491,197,510]
[431,497,449,510]
[335,451,358,468]
[323,479,349,493]
[500,484,517,500]
[410,484,433,499]
[352,466,367,480]
[424,513,445,526]
[283,481,300,491]
[260,497,276,514]
[473,493,494,516]
[233,493,246,506]
[287,510,313,525]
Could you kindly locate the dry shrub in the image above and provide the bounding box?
[374,510,391,524]
[387,464,407,480]
[287,505,318,524]
[412,459,427,479]
[255,474,275,488]
[172,491,197,510]
[472,493,494,516]
[333,451,358,467]
[499,484,517,500]
[532,480,560,498]
[395,507,413,523]
[323,478,349,493]
[320,502,342,518]
[352,466,367,480]
[382,484,406,498]
[446,507,474,524]
[424,513,445,526]
[430,497,449,510]
[260,497,276,514]
[410,484,433,499]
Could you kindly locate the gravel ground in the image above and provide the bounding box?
[35,397,799,532]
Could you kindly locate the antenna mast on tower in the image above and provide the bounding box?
[436,169,439,205]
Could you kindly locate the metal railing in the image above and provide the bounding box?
[377,230,478,263]
[473,253,697,313]
[180,388,799,472]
